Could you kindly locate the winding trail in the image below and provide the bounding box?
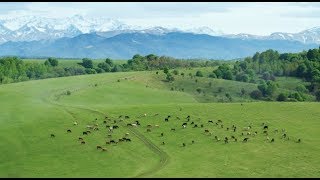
[42,91,170,177]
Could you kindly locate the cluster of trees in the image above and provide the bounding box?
[205,48,320,101]
[0,54,220,85]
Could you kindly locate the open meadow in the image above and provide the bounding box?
[0,70,319,177]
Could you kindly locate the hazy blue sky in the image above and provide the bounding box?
[1,2,320,35]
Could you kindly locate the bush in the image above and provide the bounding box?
[172,69,179,75]
[277,93,287,101]
[196,88,202,94]
[209,73,217,78]
[250,90,262,99]
[195,70,203,77]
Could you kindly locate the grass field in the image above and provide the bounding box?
[0,70,319,177]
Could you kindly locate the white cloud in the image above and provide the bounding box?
[0,2,320,35]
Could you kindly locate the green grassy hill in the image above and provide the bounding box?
[0,70,319,177]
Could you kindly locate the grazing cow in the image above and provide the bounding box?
[263,130,268,134]
[243,137,249,142]
[226,127,229,131]
[86,130,91,134]
[266,136,270,141]
[147,124,152,128]
[296,139,301,143]
[274,129,278,133]
[147,129,151,132]
[241,132,244,136]
[247,132,251,135]
[94,127,99,131]
[67,129,72,133]
[224,137,229,144]
[186,115,190,119]
[182,122,187,126]
[231,136,235,139]
[162,142,165,145]
[144,113,147,117]
[271,138,275,143]
[103,120,107,124]
[86,125,93,129]
[234,138,237,142]
[106,141,110,144]
[113,120,117,124]
[208,120,213,123]
[126,138,131,142]
[191,122,194,125]
[154,113,159,116]
[125,116,130,119]
[282,133,287,139]
[102,148,107,152]
[161,133,164,137]
[243,126,251,131]
[182,125,187,129]
[165,118,169,122]
[113,125,119,129]
[204,129,209,133]
[155,125,159,128]
[171,128,176,131]
[73,122,78,125]
[233,128,236,132]
[125,133,129,136]
[192,140,195,144]
[220,124,224,128]
[95,118,98,120]
[110,140,116,144]
[79,137,83,141]
[168,115,171,118]
[51,134,55,138]
[81,141,85,144]
[182,143,186,147]
[119,115,123,118]
[132,124,137,127]
[176,117,180,120]
[201,124,204,128]
[127,123,132,126]
[193,124,198,128]
[97,145,102,150]
[107,134,112,138]
[263,125,268,130]
[83,131,88,135]
[217,120,222,123]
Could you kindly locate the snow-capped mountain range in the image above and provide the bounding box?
[0,14,320,45]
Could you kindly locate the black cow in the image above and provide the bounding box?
[126,138,131,142]
[182,122,187,126]
[191,121,194,125]
[162,141,165,145]
[192,140,195,144]
[147,129,151,132]
[81,141,85,144]
[50,134,55,138]
[79,137,83,141]
[243,137,249,142]
[97,145,102,150]
[217,120,222,123]
[161,133,164,137]
[165,118,169,122]
[193,124,198,128]
[296,139,301,143]
[271,138,275,143]
[171,128,176,131]
[201,124,204,128]
[208,120,213,123]
[263,125,268,130]
[103,120,107,124]
[67,129,72,133]
[125,116,130,119]
[110,140,116,143]
[182,143,186,147]
[127,123,132,126]
[113,125,119,129]
[83,131,88,135]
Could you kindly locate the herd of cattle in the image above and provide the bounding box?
[50,110,302,152]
